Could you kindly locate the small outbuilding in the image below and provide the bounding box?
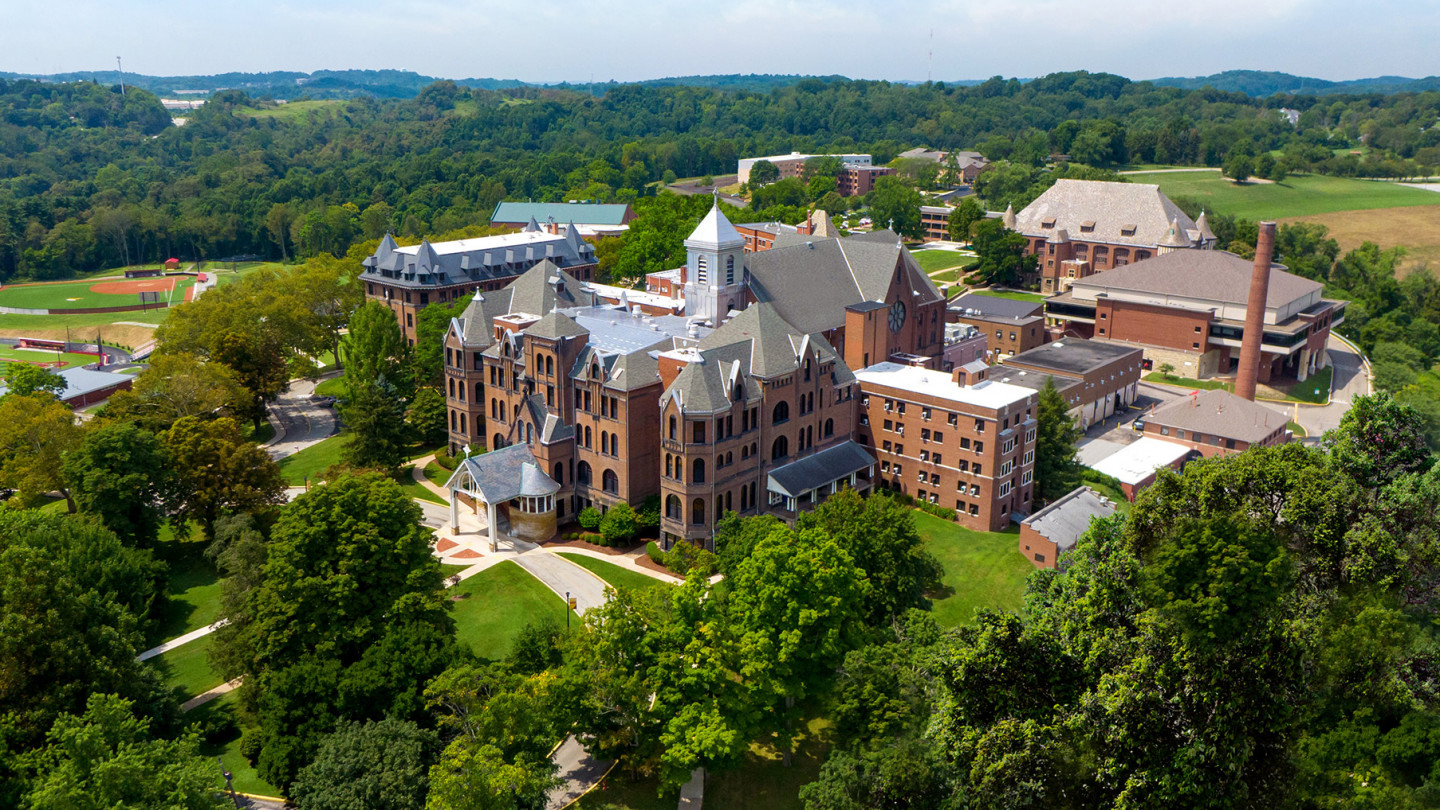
[444,444,561,550]
[1019,486,1117,568]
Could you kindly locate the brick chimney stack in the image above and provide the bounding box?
[1234,221,1277,401]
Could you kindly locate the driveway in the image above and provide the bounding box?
[547,735,615,810]
[1293,342,1369,438]
[264,375,339,461]
[512,553,610,614]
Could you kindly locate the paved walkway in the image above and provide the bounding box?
[547,735,617,810]
[137,619,230,661]
[264,374,339,461]
[512,554,610,615]
[180,678,241,711]
[678,768,705,809]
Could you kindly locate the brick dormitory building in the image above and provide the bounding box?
[437,203,1047,546]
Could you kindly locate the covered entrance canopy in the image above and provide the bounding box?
[444,444,560,550]
[766,441,876,514]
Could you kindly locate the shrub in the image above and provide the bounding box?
[636,495,661,531]
[646,541,664,565]
[600,503,640,546]
[434,450,459,471]
[664,540,718,577]
[577,507,602,531]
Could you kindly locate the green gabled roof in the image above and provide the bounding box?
[491,202,633,227]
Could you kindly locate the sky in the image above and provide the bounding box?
[3,0,1437,84]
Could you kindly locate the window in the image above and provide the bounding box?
[1194,325,1202,333]
[602,469,619,494]
[772,436,789,460]
[934,454,943,466]
[883,440,892,452]
[921,428,930,442]
[692,498,705,525]
[666,494,682,519]
[1002,438,1015,454]
[1025,428,1036,443]
[1021,470,1033,486]
[999,480,1013,497]
[693,421,706,444]
[669,415,677,440]
[973,463,982,476]
[948,413,958,427]
[824,418,834,438]
[884,419,893,432]
[725,255,735,285]
[693,459,706,484]
[922,407,931,421]
[1023,450,1034,466]
[974,419,985,433]
[1001,460,1014,476]
[577,461,592,485]
[773,401,790,424]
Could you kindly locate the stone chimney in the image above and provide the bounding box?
[1234,222,1277,401]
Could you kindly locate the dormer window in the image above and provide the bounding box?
[1120,224,1137,236]
[1080,221,1095,233]
[1041,218,1056,229]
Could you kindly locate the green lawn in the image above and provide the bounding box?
[1144,372,1233,391]
[0,275,195,310]
[914,511,1034,628]
[911,249,973,273]
[1123,170,1440,220]
[314,374,346,398]
[557,553,669,593]
[0,309,167,335]
[149,634,222,700]
[0,346,100,369]
[1273,365,1332,404]
[425,460,454,486]
[188,692,281,798]
[235,99,345,121]
[276,433,345,486]
[150,536,225,646]
[972,289,1046,304]
[399,466,447,505]
[449,561,572,660]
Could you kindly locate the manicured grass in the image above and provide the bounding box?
[1123,170,1440,220]
[0,275,194,310]
[449,561,571,660]
[1081,474,1131,512]
[276,433,346,486]
[188,692,281,798]
[150,534,225,645]
[399,466,447,505]
[1286,420,1308,438]
[557,553,669,593]
[1144,372,1233,391]
[972,289,1046,304]
[914,511,1034,628]
[0,346,99,369]
[149,633,221,700]
[235,99,345,121]
[314,374,347,398]
[911,249,972,273]
[425,460,454,486]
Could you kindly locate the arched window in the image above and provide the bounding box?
[553,462,563,484]
[772,435,789,460]
[726,451,733,466]
[773,401,790,424]
[459,413,466,434]
[602,469,619,494]
[458,383,465,402]
[803,357,811,381]
[668,415,677,440]
[693,458,706,484]
[665,454,673,478]
[525,422,533,443]
[740,485,749,511]
[824,418,834,438]
[741,445,749,460]
[448,378,455,397]
[666,494,682,519]
[610,433,618,455]
[545,355,554,376]
[584,426,592,448]
[577,461,592,485]
[807,392,814,413]
[692,498,705,525]
[601,431,609,455]
[450,410,456,430]
[493,433,505,449]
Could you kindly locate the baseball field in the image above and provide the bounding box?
[0,275,196,311]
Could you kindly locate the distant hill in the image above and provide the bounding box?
[1148,70,1440,97]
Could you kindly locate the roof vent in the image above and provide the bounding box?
[806,241,814,249]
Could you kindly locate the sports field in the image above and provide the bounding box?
[1123,170,1440,220]
[0,345,97,369]
[0,275,195,311]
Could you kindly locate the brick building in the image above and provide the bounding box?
[949,293,1047,359]
[855,362,1037,532]
[1045,250,1346,383]
[1006,179,1217,292]
[1141,389,1291,457]
[737,152,871,184]
[361,223,596,343]
[920,205,954,241]
[1018,486,1116,568]
[995,338,1144,429]
[837,164,895,197]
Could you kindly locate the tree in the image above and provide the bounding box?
[214,329,290,431]
[865,176,924,239]
[1034,378,1083,505]
[290,718,438,810]
[1225,152,1254,184]
[413,299,462,386]
[1,362,64,399]
[749,160,780,186]
[945,197,983,242]
[1324,392,1433,488]
[101,352,247,431]
[341,376,411,471]
[598,502,639,546]
[291,253,365,372]
[62,421,168,547]
[1158,362,1175,378]
[426,743,558,810]
[407,386,449,448]
[0,393,83,509]
[162,416,285,539]
[24,694,223,810]
[347,300,412,395]
[967,218,1036,288]
[265,202,295,261]
[798,489,943,624]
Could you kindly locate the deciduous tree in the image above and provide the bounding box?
[1,362,64,399]
[162,416,285,539]
[62,421,168,547]
[290,718,438,810]
[1033,378,1083,505]
[0,393,83,509]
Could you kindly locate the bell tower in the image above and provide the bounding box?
[682,200,747,323]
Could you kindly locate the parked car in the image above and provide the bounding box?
[311,395,337,407]
[1132,419,1146,432]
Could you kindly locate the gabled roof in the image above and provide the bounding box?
[685,203,745,250]
[444,444,560,503]
[767,441,876,498]
[361,229,595,289]
[1146,389,1290,444]
[524,311,589,340]
[1013,179,1197,248]
[1070,250,1318,310]
[507,261,597,314]
[698,302,839,379]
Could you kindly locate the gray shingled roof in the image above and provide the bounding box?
[744,232,943,335]
[445,444,559,502]
[1145,389,1289,444]
[525,311,589,340]
[1071,250,1318,309]
[1021,486,1116,552]
[361,228,595,290]
[766,441,876,497]
[1013,179,1197,248]
[507,261,597,314]
[699,303,840,379]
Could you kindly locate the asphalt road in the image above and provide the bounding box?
[513,553,610,614]
[1295,342,1369,437]
[264,376,338,461]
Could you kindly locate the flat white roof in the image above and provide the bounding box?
[583,281,683,312]
[856,361,1035,410]
[392,229,569,257]
[1087,437,1192,485]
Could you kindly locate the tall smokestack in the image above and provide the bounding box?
[1234,221,1276,401]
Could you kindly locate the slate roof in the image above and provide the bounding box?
[491,201,633,227]
[1013,179,1198,248]
[1145,389,1290,444]
[445,444,559,502]
[1021,486,1116,553]
[744,231,943,334]
[362,229,595,290]
[1070,250,1319,310]
[766,441,876,498]
[447,262,596,349]
[698,303,843,380]
[524,311,589,340]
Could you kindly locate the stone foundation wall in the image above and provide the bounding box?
[508,508,556,543]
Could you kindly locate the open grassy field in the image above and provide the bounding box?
[1123,170,1440,220]
[149,634,221,700]
[915,511,1034,628]
[0,345,100,369]
[0,275,195,310]
[1281,204,1440,275]
[911,249,974,273]
[557,553,669,594]
[276,433,345,486]
[149,534,225,646]
[449,561,571,660]
[188,693,280,797]
[235,99,345,121]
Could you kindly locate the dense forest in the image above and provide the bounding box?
[7,71,1440,280]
